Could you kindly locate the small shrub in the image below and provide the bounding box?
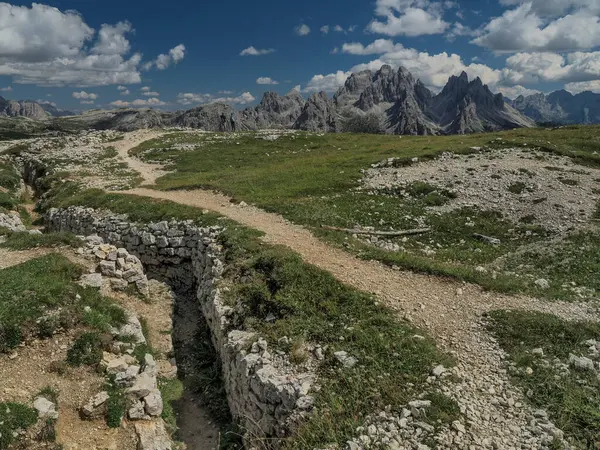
[48,361,69,375]
[508,182,527,194]
[37,418,57,442]
[35,386,59,404]
[0,324,22,353]
[66,332,103,367]
[0,402,38,448]
[105,377,126,428]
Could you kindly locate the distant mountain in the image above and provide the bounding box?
[512,90,600,124]
[240,90,305,129]
[331,66,532,135]
[334,65,438,135]
[39,102,76,118]
[429,72,533,133]
[0,96,49,120]
[7,67,540,135]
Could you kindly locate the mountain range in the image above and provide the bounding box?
[511,90,600,125]
[2,66,600,134]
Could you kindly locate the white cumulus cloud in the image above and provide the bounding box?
[295,24,311,36]
[142,91,160,97]
[0,86,11,92]
[0,3,185,87]
[473,2,600,52]
[256,77,279,85]
[565,80,600,93]
[303,71,351,93]
[177,91,255,106]
[368,0,451,37]
[240,46,276,56]
[72,91,98,100]
[143,44,186,70]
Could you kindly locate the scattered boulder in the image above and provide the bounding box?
[79,273,103,289]
[81,391,109,419]
[334,351,358,368]
[568,354,595,371]
[33,397,59,420]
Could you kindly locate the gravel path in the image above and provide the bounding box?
[117,132,599,449]
[107,129,170,185]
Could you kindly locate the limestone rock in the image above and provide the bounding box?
[33,397,59,420]
[134,420,172,450]
[79,273,103,289]
[143,390,163,417]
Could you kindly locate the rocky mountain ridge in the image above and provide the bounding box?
[512,90,600,124]
[6,67,600,134]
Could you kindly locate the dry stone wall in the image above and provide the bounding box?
[45,206,315,446]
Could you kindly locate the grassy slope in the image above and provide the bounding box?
[488,310,600,447]
[0,253,126,352]
[131,126,600,301]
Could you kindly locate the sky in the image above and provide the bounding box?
[1,0,600,111]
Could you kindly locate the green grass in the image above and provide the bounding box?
[0,231,82,250]
[159,378,184,435]
[488,310,600,448]
[231,248,456,448]
[0,253,126,352]
[125,126,600,302]
[105,375,126,428]
[66,332,104,366]
[0,402,38,448]
[34,386,59,405]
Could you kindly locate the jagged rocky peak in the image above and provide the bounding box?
[258,90,304,114]
[430,71,533,134]
[294,91,338,132]
[334,70,376,108]
[355,65,432,111]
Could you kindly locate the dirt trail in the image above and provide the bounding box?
[118,132,598,448]
[107,129,170,185]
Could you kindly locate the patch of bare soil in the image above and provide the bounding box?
[0,329,137,450]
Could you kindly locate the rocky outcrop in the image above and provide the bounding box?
[241,90,305,129]
[172,103,237,131]
[429,72,534,134]
[294,91,338,132]
[0,97,49,120]
[513,90,600,125]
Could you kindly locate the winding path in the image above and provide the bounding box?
[115,131,598,449]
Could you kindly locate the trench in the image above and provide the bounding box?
[20,161,239,450]
[170,287,228,450]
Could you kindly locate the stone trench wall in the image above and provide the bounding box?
[45,206,315,445]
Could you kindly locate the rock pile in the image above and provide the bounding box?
[77,234,150,296]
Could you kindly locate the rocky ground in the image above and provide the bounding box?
[0,236,179,450]
[362,147,600,234]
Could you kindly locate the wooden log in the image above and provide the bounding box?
[321,225,431,237]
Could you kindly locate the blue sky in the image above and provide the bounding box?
[1,0,600,110]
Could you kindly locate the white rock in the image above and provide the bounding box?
[33,397,59,420]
